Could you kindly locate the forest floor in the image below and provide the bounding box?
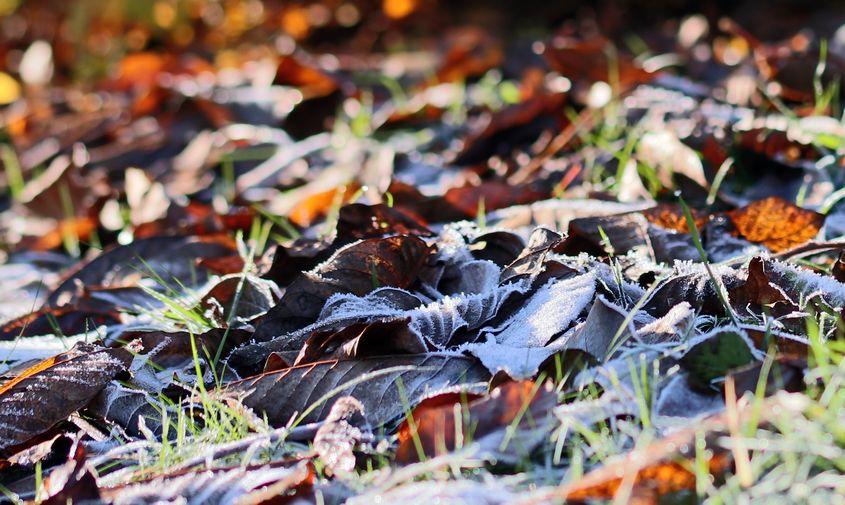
[2,1,845,503]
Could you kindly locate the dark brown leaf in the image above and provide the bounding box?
[226,355,489,426]
[252,235,433,342]
[47,235,237,308]
[726,356,807,398]
[0,342,132,455]
[728,257,798,316]
[41,438,100,505]
[336,203,433,240]
[0,304,121,341]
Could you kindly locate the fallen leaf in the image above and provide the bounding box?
[252,235,433,342]
[196,274,276,328]
[726,356,807,398]
[395,380,557,464]
[226,355,489,426]
[40,437,100,505]
[46,235,237,308]
[99,460,314,505]
[0,304,121,340]
[544,36,651,88]
[727,257,797,316]
[726,196,824,252]
[643,203,707,233]
[336,203,433,240]
[0,342,132,454]
[680,327,761,390]
[313,396,372,476]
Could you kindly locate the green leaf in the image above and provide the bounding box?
[680,328,760,389]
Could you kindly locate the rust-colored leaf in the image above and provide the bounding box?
[544,37,651,87]
[287,184,360,228]
[395,380,556,464]
[643,203,706,233]
[436,28,503,83]
[726,197,824,252]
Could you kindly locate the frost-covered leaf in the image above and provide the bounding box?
[728,257,797,317]
[0,342,132,454]
[226,354,489,426]
[88,381,163,437]
[653,373,723,421]
[463,274,596,378]
[313,396,372,475]
[252,235,434,341]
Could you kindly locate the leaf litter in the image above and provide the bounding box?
[1,1,845,503]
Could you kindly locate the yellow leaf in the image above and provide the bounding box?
[0,71,21,104]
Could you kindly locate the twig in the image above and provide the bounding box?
[168,422,321,472]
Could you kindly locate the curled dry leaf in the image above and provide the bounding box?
[252,235,433,341]
[727,257,797,316]
[196,274,276,328]
[0,342,132,454]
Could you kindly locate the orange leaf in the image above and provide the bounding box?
[288,184,359,228]
[395,380,555,464]
[726,196,824,252]
[643,203,706,233]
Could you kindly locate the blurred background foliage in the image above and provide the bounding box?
[0,0,843,85]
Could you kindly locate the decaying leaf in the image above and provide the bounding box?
[46,236,238,308]
[313,396,372,475]
[98,460,314,505]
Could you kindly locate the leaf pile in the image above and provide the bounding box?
[2,1,845,503]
